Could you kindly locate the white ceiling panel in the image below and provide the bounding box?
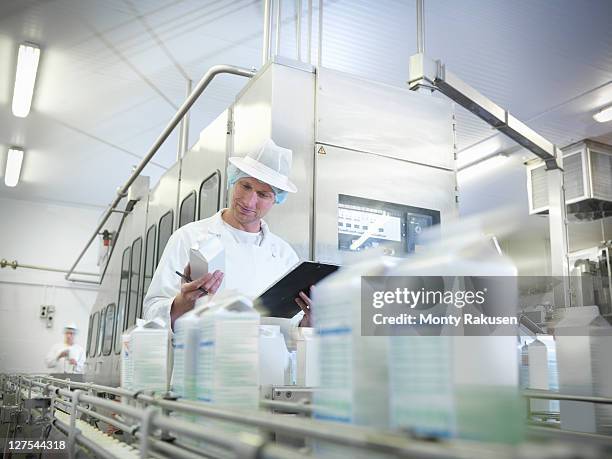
[0,0,611,212]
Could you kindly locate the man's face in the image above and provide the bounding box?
[229,177,275,227]
[64,330,75,346]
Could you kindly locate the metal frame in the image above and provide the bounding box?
[408,52,570,285]
[4,375,612,459]
[408,53,561,170]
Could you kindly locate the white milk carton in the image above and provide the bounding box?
[189,235,225,288]
[121,318,169,393]
[313,257,397,459]
[388,225,522,444]
[172,304,209,400]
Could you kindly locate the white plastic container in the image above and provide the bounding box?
[295,327,319,387]
[259,325,290,386]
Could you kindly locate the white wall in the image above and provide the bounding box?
[0,197,102,373]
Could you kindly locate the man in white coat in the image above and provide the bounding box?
[45,323,86,373]
[143,139,312,330]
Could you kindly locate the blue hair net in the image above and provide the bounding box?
[227,164,288,204]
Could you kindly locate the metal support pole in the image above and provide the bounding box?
[139,406,159,459]
[416,0,425,54]
[546,165,570,308]
[68,389,82,459]
[307,0,312,64]
[65,65,255,282]
[275,0,282,56]
[296,0,302,61]
[263,0,272,65]
[317,0,323,68]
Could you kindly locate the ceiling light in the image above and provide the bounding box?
[12,43,41,118]
[5,147,24,187]
[456,154,509,183]
[593,105,612,123]
[456,137,502,169]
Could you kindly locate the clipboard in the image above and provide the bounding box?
[255,261,339,318]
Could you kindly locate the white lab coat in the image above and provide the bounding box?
[143,210,304,329]
[45,343,85,373]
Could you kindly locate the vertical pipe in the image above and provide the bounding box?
[547,163,570,308]
[262,0,272,65]
[68,390,82,459]
[307,0,312,64]
[275,0,282,56]
[296,0,302,61]
[317,0,323,68]
[416,0,425,54]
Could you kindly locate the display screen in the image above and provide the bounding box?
[338,195,439,256]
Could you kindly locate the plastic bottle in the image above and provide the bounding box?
[259,324,290,386]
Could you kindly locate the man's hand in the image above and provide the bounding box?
[295,286,314,327]
[68,358,77,366]
[171,264,224,329]
[58,350,69,359]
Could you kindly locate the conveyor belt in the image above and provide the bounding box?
[54,410,139,458]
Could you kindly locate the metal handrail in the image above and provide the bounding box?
[12,375,612,459]
[15,376,512,459]
[65,64,257,282]
[523,389,612,405]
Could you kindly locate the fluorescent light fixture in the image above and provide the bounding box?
[457,137,502,169]
[12,43,41,118]
[457,155,509,183]
[593,105,612,123]
[5,147,24,187]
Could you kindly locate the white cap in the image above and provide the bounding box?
[228,139,297,193]
[64,322,78,332]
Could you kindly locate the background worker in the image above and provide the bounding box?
[45,322,85,373]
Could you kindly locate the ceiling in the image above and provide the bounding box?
[1,0,612,210]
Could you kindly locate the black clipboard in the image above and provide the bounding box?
[255,261,339,318]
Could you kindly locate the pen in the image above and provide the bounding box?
[175,271,209,295]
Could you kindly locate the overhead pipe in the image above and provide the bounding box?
[317,0,323,67]
[262,0,272,65]
[307,0,312,63]
[296,0,302,61]
[275,0,282,55]
[65,65,256,282]
[0,258,98,277]
[416,0,425,54]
